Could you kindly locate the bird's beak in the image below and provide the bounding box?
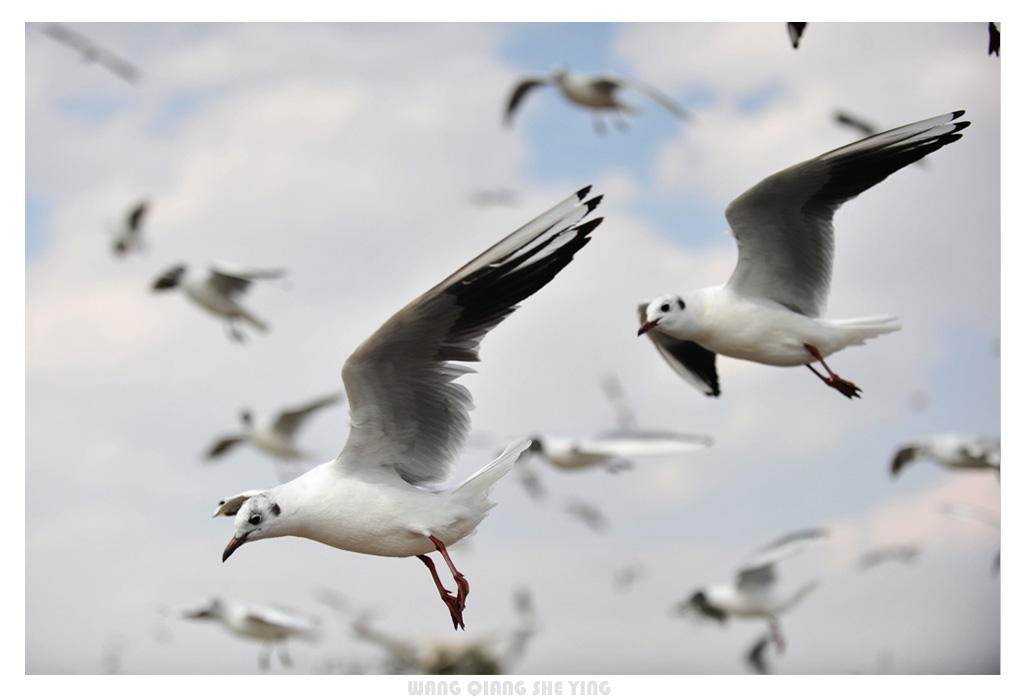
[222,533,249,562]
[637,318,660,336]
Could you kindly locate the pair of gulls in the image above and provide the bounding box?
[212,111,968,630]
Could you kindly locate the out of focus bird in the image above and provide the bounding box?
[745,631,774,674]
[890,434,1000,478]
[179,597,319,671]
[111,199,148,257]
[504,66,691,131]
[205,393,344,480]
[563,498,608,533]
[638,111,969,398]
[988,22,1000,57]
[41,23,142,83]
[151,262,286,342]
[856,544,921,571]
[787,23,807,49]
[673,529,827,651]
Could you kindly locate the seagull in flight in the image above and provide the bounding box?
[504,66,691,132]
[638,111,969,398]
[180,597,319,670]
[673,528,827,652]
[206,393,344,480]
[41,23,142,84]
[890,434,1000,478]
[111,199,148,257]
[215,187,603,630]
[151,262,286,342]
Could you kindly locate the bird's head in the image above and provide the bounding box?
[638,294,691,337]
[180,597,224,621]
[675,590,727,623]
[223,493,285,562]
[152,264,186,291]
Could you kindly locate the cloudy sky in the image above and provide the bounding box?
[25,21,1002,679]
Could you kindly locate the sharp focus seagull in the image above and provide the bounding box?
[674,528,827,651]
[890,434,1000,478]
[180,597,319,670]
[41,23,142,84]
[215,187,603,630]
[638,111,970,398]
[504,66,691,132]
[206,392,345,480]
[111,199,148,257]
[151,262,286,342]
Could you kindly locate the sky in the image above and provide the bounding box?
[22,19,1007,684]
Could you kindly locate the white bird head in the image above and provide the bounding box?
[638,294,692,337]
[223,493,287,561]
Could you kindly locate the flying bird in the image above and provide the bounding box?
[833,110,879,139]
[41,23,142,83]
[215,186,603,630]
[638,111,969,398]
[673,528,827,651]
[856,544,921,571]
[787,23,807,49]
[890,434,1000,478]
[205,393,344,480]
[180,597,319,670]
[151,262,286,342]
[111,199,148,257]
[504,66,691,132]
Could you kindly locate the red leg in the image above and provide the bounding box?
[769,616,786,653]
[417,536,470,631]
[804,344,862,399]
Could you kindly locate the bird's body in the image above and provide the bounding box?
[216,187,604,629]
[639,111,969,398]
[505,67,690,130]
[181,597,319,670]
[891,434,1000,477]
[152,262,285,341]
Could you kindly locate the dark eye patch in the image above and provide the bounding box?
[677,298,686,310]
[270,503,281,517]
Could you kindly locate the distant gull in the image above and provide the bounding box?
[562,498,608,533]
[504,66,691,132]
[179,597,319,670]
[215,186,603,630]
[856,544,921,571]
[674,528,827,651]
[41,23,141,84]
[151,262,286,342]
[205,392,344,481]
[787,23,807,49]
[111,199,148,257]
[638,111,970,398]
[890,434,1000,478]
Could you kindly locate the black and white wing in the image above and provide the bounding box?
[738,528,828,590]
[206,263,287,299]
[206,435,245,459]
[336,187,603,485]
[613,74,692,121]
[723,111,969,318]
[504,76,553,126]
[637,301,720,396]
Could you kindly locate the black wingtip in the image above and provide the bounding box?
[574,217,603,238]
[583,194,604,214]
[575,185,593,200]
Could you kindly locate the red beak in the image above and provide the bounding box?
[222,533,249,562]
[637,318,660,336]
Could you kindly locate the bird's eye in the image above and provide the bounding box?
[660,303,671,313]
[677,299,686,310]
[248,514,262,526]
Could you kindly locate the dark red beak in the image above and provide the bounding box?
[638,318,660,336]
[222,533,249,562]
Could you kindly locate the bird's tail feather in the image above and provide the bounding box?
[825,315,901,346]
[451,439,530,506]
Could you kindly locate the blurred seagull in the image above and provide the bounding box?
[215,186,603,630]
[504,66,691,131]
[890,434,1000,478]
[638,111,970,398]
[563,498,608,533]
[206,393,344,481]
[833,110,879,139]
[787,23,807,49]
[41,23,141,83]
[525,431,712,476]
[151,262,286,342]
[180,597,319,670]
[674,528,827,651]
[111,199,148,257]
[857,544,921,571]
